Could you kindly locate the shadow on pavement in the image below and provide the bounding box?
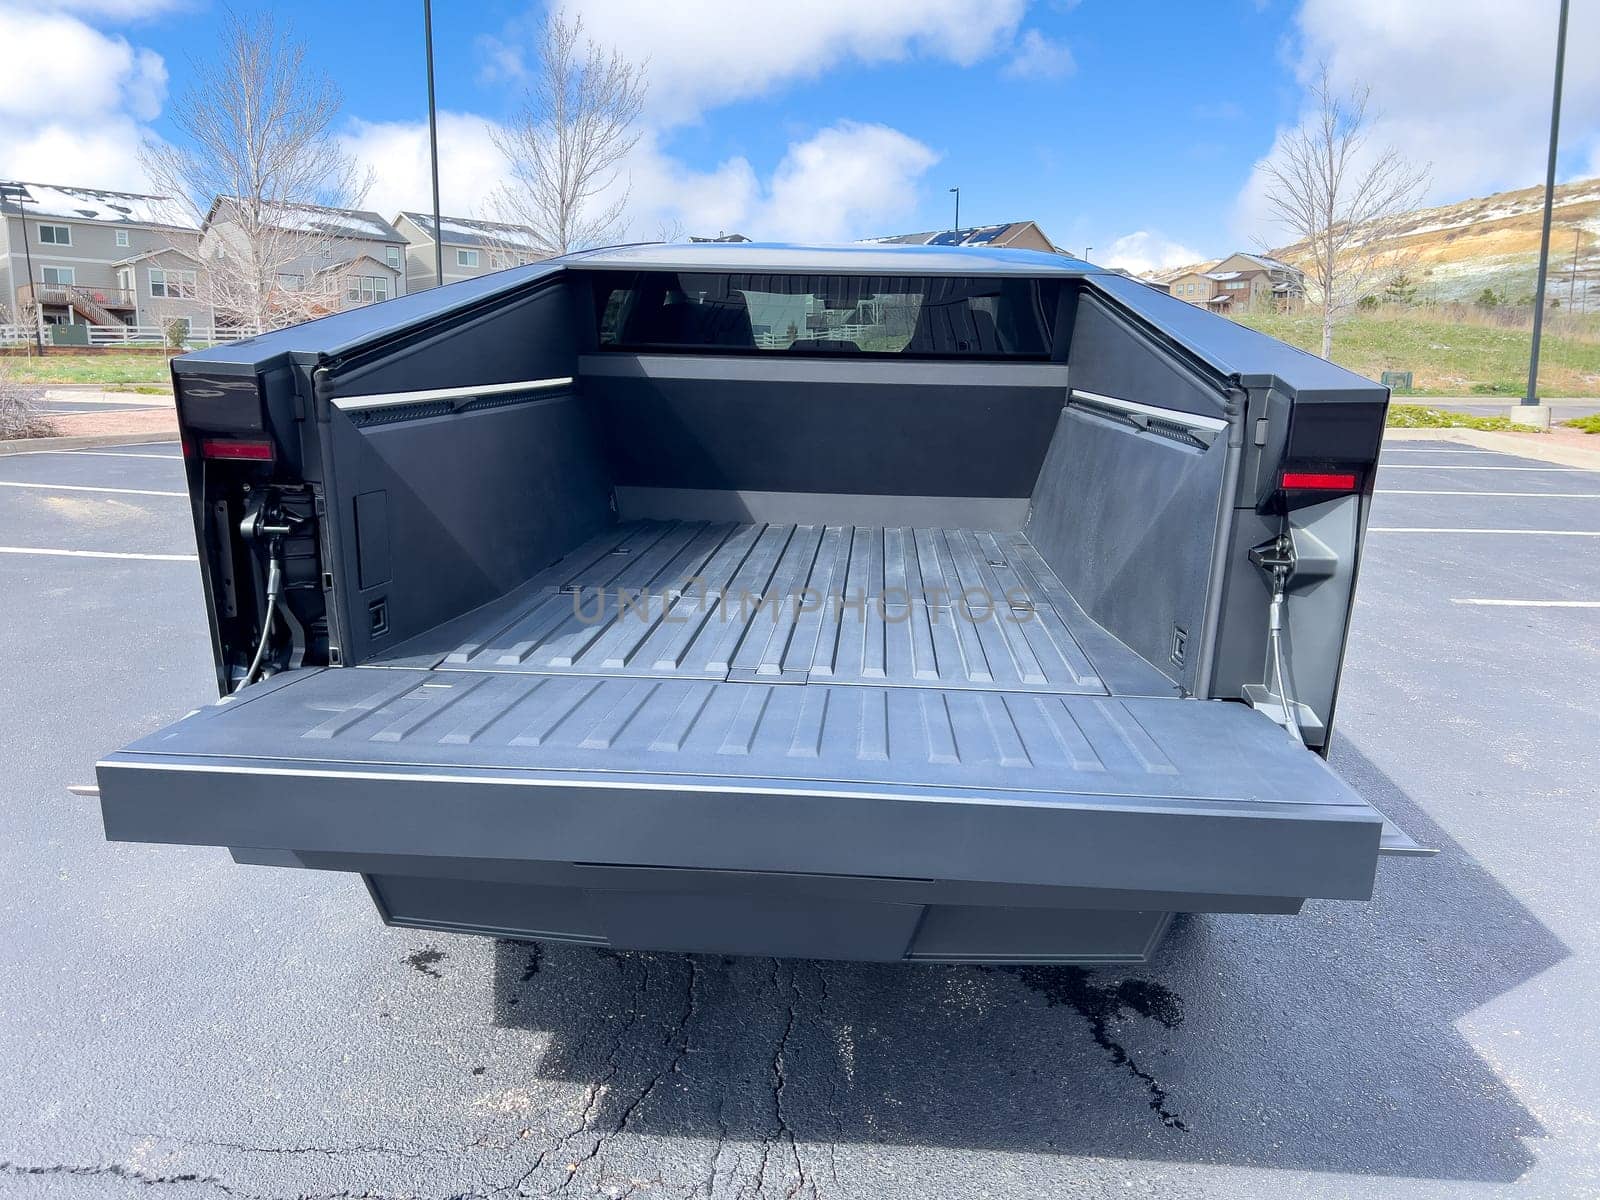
[487,737,1563,1183]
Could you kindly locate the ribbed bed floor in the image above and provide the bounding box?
[377,520,1175,697]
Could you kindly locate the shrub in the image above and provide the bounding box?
[1565,413,1600,435]
[0,366,58,439]
[1387,405,1518,431]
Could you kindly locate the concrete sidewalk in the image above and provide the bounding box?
[1385,425,1600,469]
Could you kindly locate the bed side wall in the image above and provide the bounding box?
[318,281,615,667]
[1027,406,1228,694]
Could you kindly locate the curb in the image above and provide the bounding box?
[1385,426,1600,470]
[0,429,180,456]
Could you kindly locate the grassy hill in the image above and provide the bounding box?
[1235,305,1600,397]
[1150,176,1600,309]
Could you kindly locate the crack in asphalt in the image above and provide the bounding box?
[32,954,1192,1199]
[0,1157,456,1200]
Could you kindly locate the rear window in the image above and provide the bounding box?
[591,271,1058,358]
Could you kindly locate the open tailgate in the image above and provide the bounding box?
[98,667,1416,904]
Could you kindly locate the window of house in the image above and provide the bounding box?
[346,275,390,304]
[150,267,197,299]
[385,245,401,269]
[40,265,75,286]
[274,273,304,290]
[116,268,134,293]
[115,230,130,247]
[38,223,71,245]
[457,248,480,268]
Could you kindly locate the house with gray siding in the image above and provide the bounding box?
[201,200,408,319]
[393,211,545,291]
[0,181,207,331]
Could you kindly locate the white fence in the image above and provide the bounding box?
[0,322,261,349]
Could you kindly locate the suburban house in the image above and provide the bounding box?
[0,181,208,332]
[201,199,409,317]
[866,221,1059,253]
[393,211,545,291]
[1167,252,1306,312]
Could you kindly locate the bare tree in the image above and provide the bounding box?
[490,9,647,256]
[1260,66,1430,357]
[140,10,371,331]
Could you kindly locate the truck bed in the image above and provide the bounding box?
[371,520,1178,697]
[99,518,1417,956]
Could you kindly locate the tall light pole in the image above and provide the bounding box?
[423,0,444,288]
[949,187,959,234]
[1,184,43,353]
[1084,246,1093,262]
[1523,0,1569,409]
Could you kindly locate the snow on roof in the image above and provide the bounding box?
[210,197,404,242]
[0,181,193,228]
[1204,271,1243,280]
[863,222,1030,248]
[397,211,547,251]
[1235,252,1299,273]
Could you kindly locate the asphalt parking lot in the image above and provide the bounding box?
[1,437,1597,1199]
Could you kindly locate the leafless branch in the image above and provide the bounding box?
[489,8,647,256]
[139,9,372,330]
[1259,64,1430,357]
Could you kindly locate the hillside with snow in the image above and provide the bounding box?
[1146,177,1600,307]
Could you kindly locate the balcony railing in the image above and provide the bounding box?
[16,282,138,311]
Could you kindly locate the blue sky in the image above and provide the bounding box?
[5,0,1599,271]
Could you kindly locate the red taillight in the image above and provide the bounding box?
[201,438,274,461]
[1280,469,1358,491]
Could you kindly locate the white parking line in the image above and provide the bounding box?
[1369,527,1600,536]
[62,451,182,460]
[1376,490,1600,497]
[1452,599,1600,608]
[0,547,195,562]
[1381,448,1504,454]
[0,481,186,497]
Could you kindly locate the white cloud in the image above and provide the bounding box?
[1100,231,1204,275]
[1236,0,1600,240]
[344,116,939,245]
[341,114,514,220]
[487,0,1029,124]
[53,0,192,19]
[758,122,940,241]
[0,8,166,123]
[0,8,165,190]
[1003,30,1076,81]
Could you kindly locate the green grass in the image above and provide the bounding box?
[1565,413,1600,434]
[0,353,172,389]
[1234,310,1600,398]
[1386,405,1519,431]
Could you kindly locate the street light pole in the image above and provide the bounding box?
[2,186,44,354]
[1524,0,1569,409]
[1084,246,1093,262]
[423,0,444,288]
[948,187,959,233]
